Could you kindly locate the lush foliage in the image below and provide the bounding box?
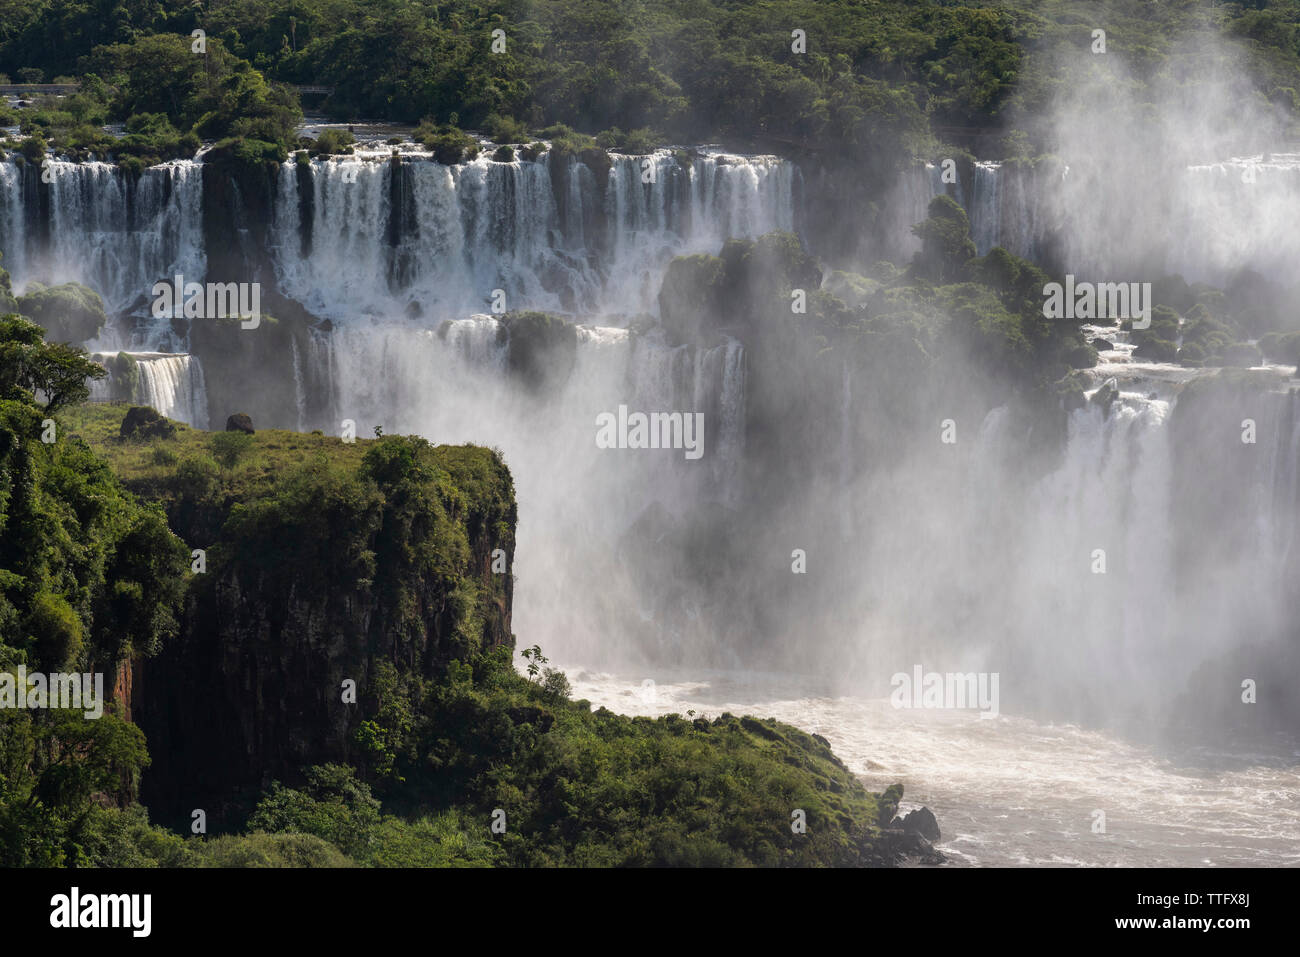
[6,0,1298,167]
[242,647,897,867]
[19,396,907,867]
[0,290,190,865]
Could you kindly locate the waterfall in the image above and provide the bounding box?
[931,152,1300,285]
[0,147,793,326]
[269,148,796,321]
[0,159,205,314]
[311,315,745,659]
[135,353,208,428]
[1172,154,1300,285]
[90,351,209,429]
[13,144,1296,714]
[967,161,1001,256]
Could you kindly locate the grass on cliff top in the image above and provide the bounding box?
[60,402,509,507]
[62,402,367,486]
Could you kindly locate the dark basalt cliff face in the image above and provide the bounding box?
[111,424,517,829]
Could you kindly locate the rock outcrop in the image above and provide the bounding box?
[224,412,254,433]
[126,428,516,829]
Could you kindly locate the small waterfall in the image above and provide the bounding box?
[92,352,209,429]
[135,353,208,429]
[0,159,26,277]
[291,336,306,432]
[968,161,1001,255]
[1254,390,1300,576]
[1171,154,1300,285]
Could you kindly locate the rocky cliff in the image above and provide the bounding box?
[66,405,516,829]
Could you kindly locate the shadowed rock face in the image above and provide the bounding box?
[129,434,517,830]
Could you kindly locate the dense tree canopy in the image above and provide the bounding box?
[3,0,1299,167]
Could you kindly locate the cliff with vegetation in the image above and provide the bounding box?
[0,302,924,865]
[64,405,517,827]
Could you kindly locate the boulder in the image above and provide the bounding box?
[1091,380,1119,415]
[120,405,175,440]
[225,412,255,434]
[892,805,941,842]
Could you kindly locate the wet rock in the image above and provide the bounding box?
[225,412,255,434]
[1091,380,1119,415]
[892,805,941,842]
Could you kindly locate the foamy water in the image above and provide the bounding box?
[565,667,1300,867]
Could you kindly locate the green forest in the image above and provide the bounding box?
[3,0,1300,171]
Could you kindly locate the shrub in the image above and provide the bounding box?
[541,667,572,700]
[151,446,178,467]
[596,127,624,149]
[173,454,220,500]
[1259,331,1300,364]
[209,431,254,469]
[492,145,514,162]
[18,134,46,162]
[1133,336,1178,362]
[248,765,381,860]
[312,127,355,156]
[17,281,108,343]
[414,120,479,165]
[484,113,529,144]
[193,833,356,868]
[26,590,84,669]
[1216,341,1262,367]
[116,155,146,176]
[1064,341,1099,369]
[623,127,660,154]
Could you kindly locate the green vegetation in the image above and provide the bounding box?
[0,375,911,866]
[310,126,354,157]
[0,269,190,864]
[662,209,1096,399]
[413,119,479,165]
[234,650,897,867]
[1,35,298,169]
[14,281,107,343]
[5,0,1300,173]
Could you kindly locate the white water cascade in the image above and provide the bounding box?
[927,152,1300,285]
[89,351,210,429]
[0,159,205,314]
[270,148,796,320]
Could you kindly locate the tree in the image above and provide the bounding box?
[519,644,547,682]
[911,195,977,284]
[0,315,103,413]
